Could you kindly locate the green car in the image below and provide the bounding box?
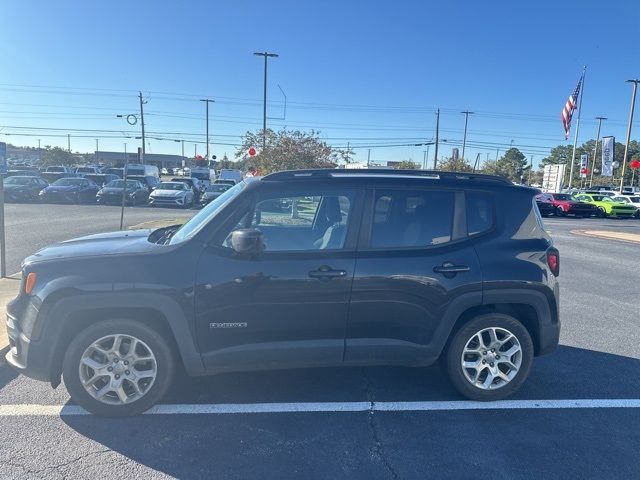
[574,194,637,218]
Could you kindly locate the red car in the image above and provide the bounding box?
[535,193,597,217]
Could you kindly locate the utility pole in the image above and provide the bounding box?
[434,108,440,169]
[620,79,639,192]
[367,149,371,167]
[422,150,427,170]
[120,143,127,230]
[496,148,499,161]
[528,155,534,185]
[589,116,606,188]
[38,139,41,150]
[139,91,146,164]
[194,144,197,158]
[461,111,474,159]
[200,99,214,159]
[95,139,99,165]
[67,134,71,152]
[253,51,279,151]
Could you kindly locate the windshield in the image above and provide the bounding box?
[52,178,84,186]
[5,177,32,185]
[600,196,614,203]
[206,184,230,193]
[169,181,245,244]
[553,194,574,201]
[106,180,138,188]
[157,182,185,191]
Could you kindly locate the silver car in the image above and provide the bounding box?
[149,181,195,208]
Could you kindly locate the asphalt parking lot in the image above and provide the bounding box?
[1,210,639,479]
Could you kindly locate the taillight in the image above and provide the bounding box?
[24,272,37,295]
[547,249,559,277]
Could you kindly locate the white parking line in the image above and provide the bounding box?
[1,399,640,416]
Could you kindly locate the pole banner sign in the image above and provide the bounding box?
[580,154,588,178]
[601,136,614,177]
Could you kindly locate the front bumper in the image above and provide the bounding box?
[39,192,79,203]
[150,196,186,207]
[5,296,53,382]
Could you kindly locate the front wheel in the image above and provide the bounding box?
[555,206,565,217]
[597,207,607,218]
[444,314,534,401]
[63,319,176,417]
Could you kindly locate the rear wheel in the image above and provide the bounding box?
[555,206,565,217]
[444,314,534,401]
[63,319,175,416]
[597,207,607,218]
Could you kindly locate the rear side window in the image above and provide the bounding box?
[371,190,454,248]
[466,192,494,236]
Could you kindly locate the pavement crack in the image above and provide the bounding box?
[361,368,399,480]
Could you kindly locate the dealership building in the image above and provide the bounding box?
[95,151,186,169]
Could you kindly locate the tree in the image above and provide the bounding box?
[436,157,472,172]
[494,148,528,182]
[394,160,420,170]
[235,129,339,173]
[40,146,76,167]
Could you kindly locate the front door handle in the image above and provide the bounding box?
[433,262,470,277]
[308,265,347,279]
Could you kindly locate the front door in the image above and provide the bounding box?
[195,185,363,371]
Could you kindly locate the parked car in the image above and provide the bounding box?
[40,172,77,184]
[97,179,150,206]
[620,186,640,196]
[574,194,637,218]
[611,195,640,218]
[126,175,161,193]
[39,177,100,203]
[149,181,195,208]
[44,166,74,174]
[125,164,160,179]
[4,169,40,178]
[200,183,231,205]
[217,168,243,184]
[535,197,556,217]
[6,169,560,416]
[535,193,597,217]
[104,168,124,178]
[213,179,236,187]
[3,176,49,202]
[82,173,120,188]
[75,166,102,175]
[161,168,169,175]
[171,177,203,200]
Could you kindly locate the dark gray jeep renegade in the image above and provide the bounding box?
[5,169,560,416]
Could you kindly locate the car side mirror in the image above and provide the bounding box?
[231,229,264,256]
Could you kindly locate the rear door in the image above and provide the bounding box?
[346,186,483,366]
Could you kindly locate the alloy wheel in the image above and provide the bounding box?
[78,334,158,405]
[460,327,522,390]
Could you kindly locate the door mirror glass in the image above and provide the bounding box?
[231,228,264,256]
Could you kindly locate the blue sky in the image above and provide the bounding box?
[0,0,638,167]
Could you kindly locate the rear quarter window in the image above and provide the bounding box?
[466,192,494,236]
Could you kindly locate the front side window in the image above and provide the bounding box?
[223,189,355,252]
[371,189,454,248]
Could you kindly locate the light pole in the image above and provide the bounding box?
[253,51,279,150]
[67,134,71,152]
[589,117,606,188]
[461,111,474,159]
[120,143,128,230]
[200,99,214,159]
[620,79,639,192]
[95,139,99,165]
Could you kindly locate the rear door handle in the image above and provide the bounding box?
[308,265,347,279]
[433,262,470,276]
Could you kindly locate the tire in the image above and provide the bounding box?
[63,319,176,417]
[444,313,534,401]
[597,207,607,218]
[555,206,565,217]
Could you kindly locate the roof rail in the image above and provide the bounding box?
[262,168,512,184]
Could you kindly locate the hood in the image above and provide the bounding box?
[152,189,185,197]
[24,229,159,266]
[43,184,81,193]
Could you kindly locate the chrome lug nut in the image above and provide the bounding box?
[482,360,486,364]
[490,362,494,367]
[107,366,113,372]
[115,374,120,379]
[125,370,130,375]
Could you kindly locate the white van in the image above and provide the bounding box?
[190,166,215,186]
[218,169,244,184]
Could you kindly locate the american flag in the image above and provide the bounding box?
[561,75,583,140]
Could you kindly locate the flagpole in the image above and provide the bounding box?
[567,67,586,190]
